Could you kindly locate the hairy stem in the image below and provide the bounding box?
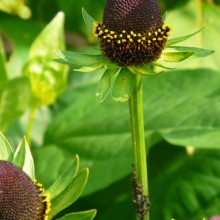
[129,74,149,220]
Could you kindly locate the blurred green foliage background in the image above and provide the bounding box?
[1,0,220,220]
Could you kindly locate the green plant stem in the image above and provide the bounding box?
[26,107,36,147]
[129,74,149,220]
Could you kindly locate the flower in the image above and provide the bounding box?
[93,0,171,66]
[0,160,50,220]
[0,133,96,220]
[55,0,214,102]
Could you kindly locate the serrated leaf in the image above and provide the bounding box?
[13,137,35,179]
[166,28,204,47]
[161,51,194,62]
[50,168,89,218]
[56,210,97,220]
[55,50,102,67]
[128,65,163,75]
[111,68,134,102]
[96,68,120,102]
[0,77,30,131]
[82,8,96,33]
[168,46,214,59]
[0,132,13,161]
[45,155,79,200]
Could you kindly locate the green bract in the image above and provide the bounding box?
[0,132,96,220]
[55,9,214,103]
[23,12,68,108]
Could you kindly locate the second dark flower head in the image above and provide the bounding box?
[94,0,171,66]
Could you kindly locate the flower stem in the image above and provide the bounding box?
[129,74,149,220]
[26,107,36,147]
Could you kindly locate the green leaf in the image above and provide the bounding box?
[128,65,163,75]
[25,12,67,107]
[168,46,214,58]
[82,8,96,33]
[112,68,134,102]
[0,36,7,83]
[149,144,220,220]
[166,28,204,47]
[13,137,35,179]
[30,12,65,59]
[55,50,102,67]
[45,155,79,200]
[0,77,30,131]
[0,132,13,161]
[161,51,194,62]
[96,68,120,102]
[50,168,89,218]
[56,210,97,220]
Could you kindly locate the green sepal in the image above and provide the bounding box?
[112,68,135,102]
[73,61,104,72]
[50,168,89,218]
[166,28,204,46]
[13,137,35,179]
[82,8,96,33]
[168,46,214,59]
[96,68,120,102]
[161,51,194,62]
[0,132,13,161]
[56,210,97,220]
[128,65,163,75]
[45,155,79,200]
[153,61,175,70]
[162,11,167,22]
[55,50,102,67]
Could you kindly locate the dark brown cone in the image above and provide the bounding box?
[94,0,171,66]
[103,0,163,33]
[0,161,41,220]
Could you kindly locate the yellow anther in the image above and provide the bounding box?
[148,40,151,44]
[119,34,123,38]
[158,28,161,32]
[137,39,141,43]
[137,33,142,37]
[122,39,126,43]
[158,37,162,41]
[107,39,111,42]
[107,34,110,37]
[127,35,131,38]
[148,32,152,36]
[142,37,146,40]
[162,25,166,30]
[105,29,109,33]
[130,31,134,35]
[114,35,117,38]
[133,33,137,37]
[117,40,121,44]
[129,38,133,42]
[110,31,115,34]
[98,30,103,35]
[154,31,158,36]
[163,35,167,38]
[103,35,107,39]
[152,38,156,41]
[122,30,126,33]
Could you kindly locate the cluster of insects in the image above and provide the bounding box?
[131,167,151,219]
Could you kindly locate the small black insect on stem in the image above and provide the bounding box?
[131,166,151,220]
